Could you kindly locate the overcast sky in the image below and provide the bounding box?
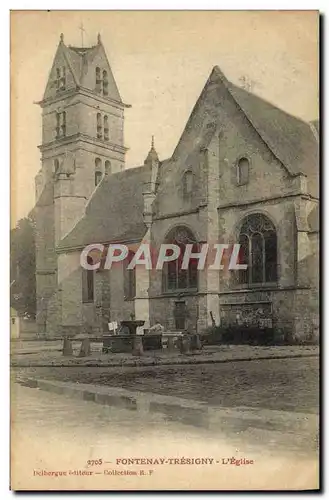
[11,10,318,224]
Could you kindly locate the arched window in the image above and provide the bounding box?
[102,70,108,96]
[54,158,60,175]
[163,227,198,292]
[105,160,111,176]
[236,157,249,185]
[56,112,60,138]
[95,171,102,186]
[237,213,277,285]
[95,158,102,186]
[61,66,66,89]
[183,170,193,197]
[104,115,109,141]
[96,113,102,139]
[95,67,101,91]
[56,68,61,91]
[82,256,94,303]
[61,111,66,137]
[124,250,136,300]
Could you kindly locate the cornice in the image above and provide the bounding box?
[38,133,128,155]
[36,85,131,110]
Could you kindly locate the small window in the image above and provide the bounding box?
[61,66,66,90]
[97,113,102,139]
[236,157,249,186]
[55,111,66,138]
[95,158,102,186]
[56,68,61,90]
[104,115,109,141]
[105,160,111,175]
[124,250,136,300]
[54,158,60,175]
[61,111,66,137]
[95,67,101,90]
[95,171,102,186]
[82,256,94,303]
[103,70,108,96]
[56,112,60,138]
[183,171,193,197]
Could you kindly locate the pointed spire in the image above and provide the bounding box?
[97,33,102,45]
[60,33,64,43]
[144,136,159,164]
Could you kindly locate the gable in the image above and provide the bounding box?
[43,43,78,101]
[172,66,318,197]
[78,43,122,103]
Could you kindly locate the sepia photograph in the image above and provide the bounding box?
[10,10,319,491]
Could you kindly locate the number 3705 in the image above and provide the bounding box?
[87,459,103,466]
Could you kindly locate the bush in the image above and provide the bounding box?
[202,325,276,346]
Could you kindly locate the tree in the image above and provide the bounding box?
[10,214,36,318]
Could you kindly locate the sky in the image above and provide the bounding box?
[11,10,318,225]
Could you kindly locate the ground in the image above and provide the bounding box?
[16,357,319,413]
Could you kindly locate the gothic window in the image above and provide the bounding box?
[95,158,102,186]
[103,70,108,96]
[105,160,111,176]
[54,158,60,175]
[56,68,61,91]
[163,227,198,292]
[61,66,66,90]
[56,67,66,91]
[237,213,277,286]
[61,111,66,137]
[236,157,249,186]
[183,170,193,197]
[124,250,136,300]
[82,256,94,303]
[97,113,102,139]
[55,111,66,138]
[104,115,109,141]
[56,112,60,138]
[95,171,102,186]
[95,67,101,91]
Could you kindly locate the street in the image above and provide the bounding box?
[16,356,319,413]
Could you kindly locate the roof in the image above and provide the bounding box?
[57,164,151,251]
[42,37,123,104]
[226,79,319,179]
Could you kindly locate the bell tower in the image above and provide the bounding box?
[35,32,129,334]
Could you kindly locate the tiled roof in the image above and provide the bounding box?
[57,164,151,251]
[226,77,319,179]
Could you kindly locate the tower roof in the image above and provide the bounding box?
[41,33,124,105]
[144,136,159,164]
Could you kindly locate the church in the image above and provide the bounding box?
[35,33,319,342]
